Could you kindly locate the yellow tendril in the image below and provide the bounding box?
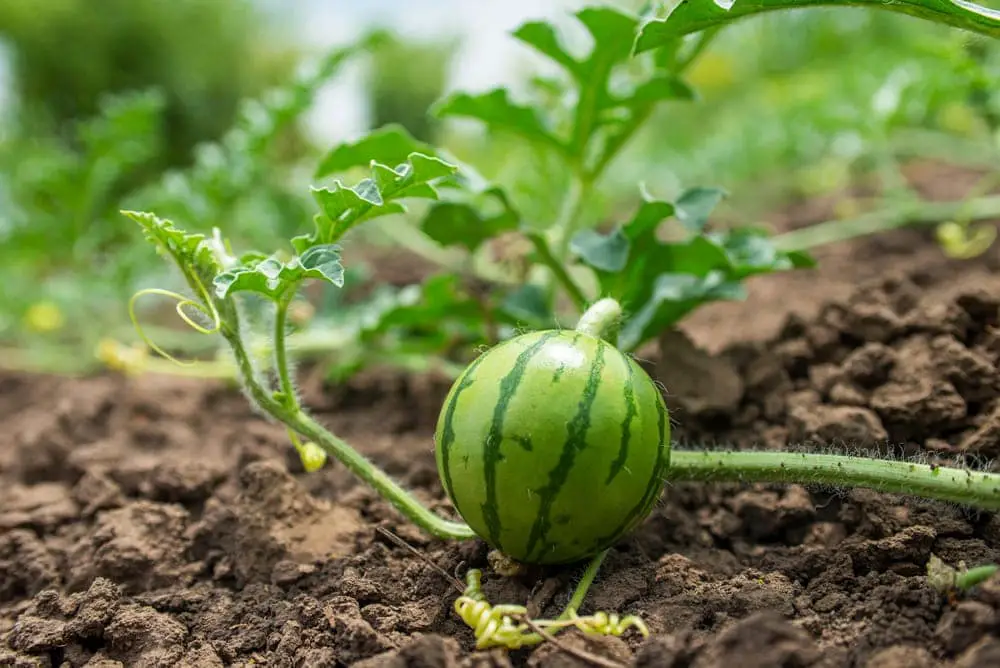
[543,608,650,638]
[453,569,649,651]
[936,220,997,259]
[127,282,220,368]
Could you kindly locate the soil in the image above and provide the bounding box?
[6,161,1000,667]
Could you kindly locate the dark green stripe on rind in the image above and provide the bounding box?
[523,339,608,562]
[482,331,561,551]
[437,351,489,503]
[590,386,669,552]
[606,357,637,485]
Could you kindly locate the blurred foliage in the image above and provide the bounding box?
[1,1,999,376]
[620,11,1000,218]
[0,0,298,167]
[0,28,363,372]
[366,30,457,143]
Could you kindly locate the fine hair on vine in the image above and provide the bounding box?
[665,438,1000,519]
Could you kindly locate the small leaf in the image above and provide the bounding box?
[295,152,457,252]
[622,75,697,107]
[625,196,676,240]
[432,88,565,153]
[122,210,221,287]
[499,284,554,327]
[567,187,810,351]
[354,274,488,350]
[213,244,344,299]
[619,272,746,351]
[315,124,437,178]
[421,193,519,252]
[299,245,346,286]
[575,6,642,65]
[634,0,1000,55]
[570,228,630,272]
[674,187,727,233]
[512,21,582,77]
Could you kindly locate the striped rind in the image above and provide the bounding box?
[434,329,670,565]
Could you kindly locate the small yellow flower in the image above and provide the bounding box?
[95,338,149,375]
[687,51,736,93]
[23,301,65,333]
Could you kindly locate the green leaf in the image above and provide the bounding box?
[675,187,727,232]
[619,272,747,351]
[568,188,811,351]
[512,21,582,78]
[570,228,630,272]
[621,75,697,107]
[712,227,818,278]
[498,284,554,327]
[634,0,1000,55]
[213,244,344,300]
[139,42,360,221]
[122,210,221,288]
[420,187,519,252]
[295,152,457,252]
[432,6,694,173]
[432,88,565,152]
[576,6,642,65]
[314,124,438,179]
[343,274,488,354]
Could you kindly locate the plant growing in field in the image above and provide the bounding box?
[123,0,1000,654]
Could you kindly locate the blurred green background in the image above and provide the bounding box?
[0,0,997,375]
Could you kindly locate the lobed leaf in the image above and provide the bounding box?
[431,88,566,153]
[122,210,221,287]
[620,272,746,351]
[295,152,458,253]
[314,124,438,179]
[213,244,344,300]
[634,0,1000,55]
[420,187,520,252]
[570,187,814,350]
[434,5,695,169]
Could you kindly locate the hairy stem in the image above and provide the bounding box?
[273,289,298,407]
[667,450,1000,511]
[226,304,477,542]
[771,195,1000,252]
[287,409,477,540]
[544,173,590,307]
[526,231,588,311]
[575,298,623,345]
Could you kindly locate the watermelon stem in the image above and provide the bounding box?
[220,300,480,542]
[575,297,623,345]
[666,450,1000,511]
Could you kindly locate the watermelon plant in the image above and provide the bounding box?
[119,0,1000,653]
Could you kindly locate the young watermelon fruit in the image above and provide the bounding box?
[435,329,670,565]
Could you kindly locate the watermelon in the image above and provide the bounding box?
[434,328,670,565]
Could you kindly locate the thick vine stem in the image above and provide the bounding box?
[287,410,478,540]
[667,450,1000,511]
[220,321,477,542]
[575,298,623,345]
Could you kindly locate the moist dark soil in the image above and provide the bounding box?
[6,162,1000,667]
